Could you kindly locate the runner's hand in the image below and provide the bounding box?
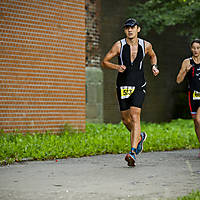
[118,65,126,73]
[186,64,192,72]
[152,66,159,76]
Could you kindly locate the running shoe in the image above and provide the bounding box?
[135,132,147,155]
[125,152,136,167]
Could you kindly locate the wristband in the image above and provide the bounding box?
[152,64,158,69]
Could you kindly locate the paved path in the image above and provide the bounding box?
[0,149,200,200]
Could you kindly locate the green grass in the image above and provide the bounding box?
[0,119,199,199]
[141,118,199,151]
[0,119,199,165]
[176,190,200,200]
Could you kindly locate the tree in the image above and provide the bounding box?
[129,0,200,39]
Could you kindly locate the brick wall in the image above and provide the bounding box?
[0,0,86,133]
[85,0,100,68]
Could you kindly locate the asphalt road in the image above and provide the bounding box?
[0,149,200,200]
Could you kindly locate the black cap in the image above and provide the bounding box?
[123,18,138,28]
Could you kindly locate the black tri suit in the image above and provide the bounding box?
[116,38,146,111]
[187,57,200,117]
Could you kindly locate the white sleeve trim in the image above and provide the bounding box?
[120,38,126,66]
[138,38,145,57]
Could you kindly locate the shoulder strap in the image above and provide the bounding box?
[119,38,126,65]
[190,57,195,66]
[138,38,145,57]
[120,38,126,46]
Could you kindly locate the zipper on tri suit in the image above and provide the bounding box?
[131,62,134,69]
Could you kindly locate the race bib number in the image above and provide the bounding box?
[193,91,200,100]
[120,86,135,99]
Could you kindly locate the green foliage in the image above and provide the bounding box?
[141,118,198,151]
[129,0,200,39]
[0,119,199,165]
[177,190,200,200]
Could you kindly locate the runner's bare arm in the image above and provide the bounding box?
[176,59,192,84]
[101,41,126,73]
[145,41,159,76]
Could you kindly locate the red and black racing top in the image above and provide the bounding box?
[187,57,200,92]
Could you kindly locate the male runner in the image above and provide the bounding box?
[101,18,159,166]
[176,39,200,157]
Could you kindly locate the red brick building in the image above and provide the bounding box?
[0,0,86,133]
[0,0,189,134]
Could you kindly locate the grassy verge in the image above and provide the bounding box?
[0,119,199,199]
[0,119,199,165]
[176,190,200,200]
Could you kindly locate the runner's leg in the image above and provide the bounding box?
[121,107,141,150]
[121,109,137,166]
[121,109,132,132]
[194,107,200,143]
[129,106,141,151]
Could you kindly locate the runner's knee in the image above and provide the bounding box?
[195,117,200,126]
[122,117,131,127]
[130,112,140,124]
